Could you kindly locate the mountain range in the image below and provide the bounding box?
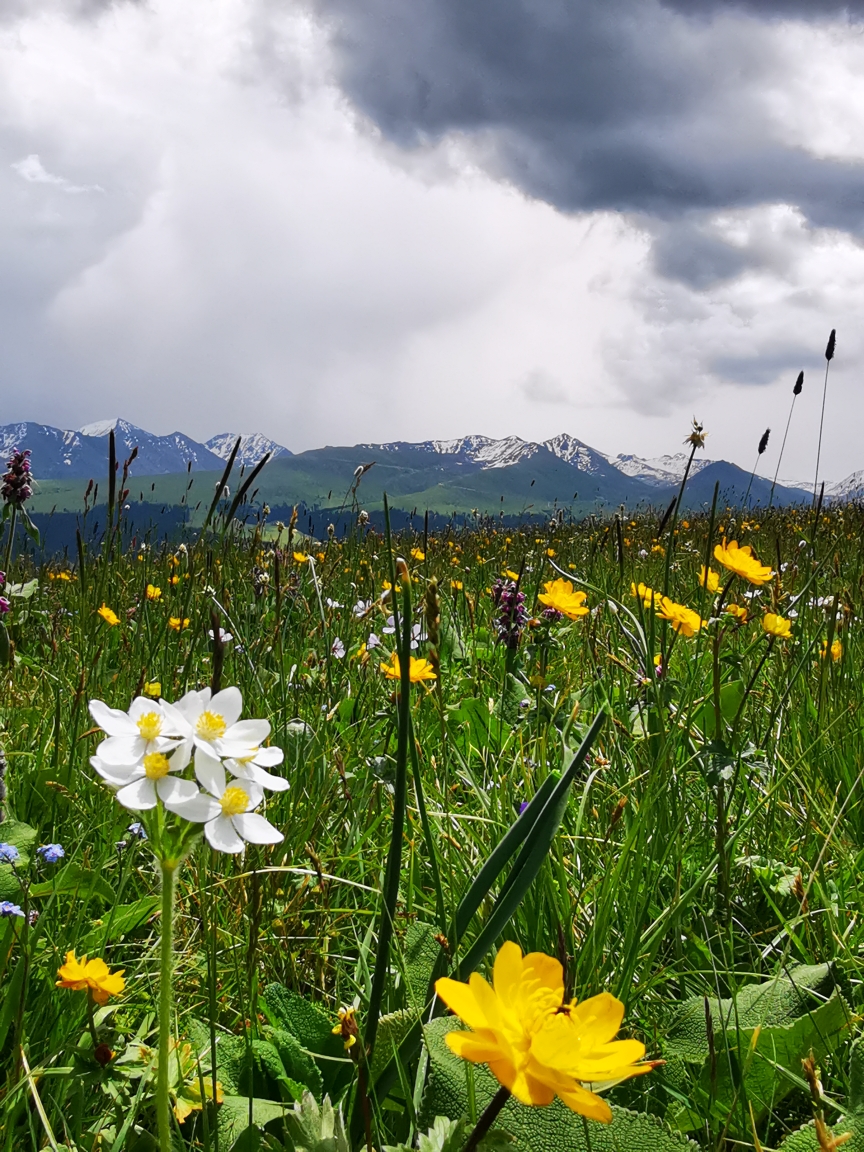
[5,418,858,523]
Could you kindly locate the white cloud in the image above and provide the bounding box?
[0,0,862,484]
[11,153,103,193]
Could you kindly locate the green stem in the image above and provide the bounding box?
[157,860,178,1152]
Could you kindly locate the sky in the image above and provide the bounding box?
[2,0,864,481]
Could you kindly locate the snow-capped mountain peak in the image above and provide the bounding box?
[605,451,713,487]
[206,433,291,468]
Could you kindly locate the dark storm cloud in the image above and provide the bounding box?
[312,0,864,246]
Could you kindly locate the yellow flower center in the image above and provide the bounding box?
[220,786,249,817]
[144,752,171,780]
[196,711,227,741]
[137,712,163,740]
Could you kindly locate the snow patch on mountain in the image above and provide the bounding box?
[544,434,607,472]
[606,452,713,487]
[206,433,291,468]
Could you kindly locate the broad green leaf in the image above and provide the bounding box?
[402,921,443,1007]
[696,680,745,739]
[218,1094,289,1152]
[261,985,348,1096]
[663,964,853,1131]
[283,1090,350,1152]
[0,820,37,900]
[266,1025,323,1099]
[29,861,116,903]
[448,698,511,757]
[369,1011,415,1084]
[420,1017,699,1152]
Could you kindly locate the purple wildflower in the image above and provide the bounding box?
[0,598,9,616]
[1,448,33,507]
[491,578,527,650]
[0,900,24,918]
[0,843,20,864]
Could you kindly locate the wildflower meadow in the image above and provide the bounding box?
[2,426,864,1152]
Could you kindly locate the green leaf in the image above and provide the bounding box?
[420,1017,699,1152]
[402,921,444,1007]
[385,1116,466,1152]
[260,985,348,1096]
[283,1090,350,1152]
[7,578,38,599]
[0,820,37,900]
[449,698,511,757]
[696,681,745,740]
[29,861,116,903]
[663,964,853,1131]
[265,1025,323,1099]
[369,1011,416,1085]
[215,1036,292,1101]
[217,1095,290,1152]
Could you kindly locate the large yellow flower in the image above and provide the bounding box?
[435,942,652,1123]
[713,539,774,586]
[762,613,792,639]
[656,596,702,638]
[380,652,437,682]
[97,604,120,627]
[537,579,589,620]
[56,950,125,1005]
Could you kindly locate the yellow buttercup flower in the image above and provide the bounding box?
[655,596,702,638]
[630,582,658,609]
[821,638,843,662]
[380,652,437,682]
[435,941,652,1123]
[504,569,520,581]
[537,579,589,620]
[451,580,463,591]
[762,613,792,639]
[144,681,162,698]
[97,604,120,627]
[293,551,309,563]
[713,539,774,586]
[56,950,125,1006]
[168,617,190,632]
[699,566,720,593]
[410,548,426,561]
[725,603,749,622]
[145,584,162,601]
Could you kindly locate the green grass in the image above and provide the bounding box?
[0,492,862,1151]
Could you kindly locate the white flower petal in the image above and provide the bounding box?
[232,812,283,845]
[210,686,242,727]
[89,699,137,737]
[169,738,193,773]
[91,756,141,787]
[168,791,222,823]
[228,762,290,792]
[223,719,270,745]
[157,776,201,806]
[205,815,245,853]
[160,699,195,737]
[94,735,147,766]
[240,780,265,810]
[115,777,158,811]
[195,749,227,797]
[252,746,284,767]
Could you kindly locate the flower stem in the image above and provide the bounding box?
[463,1086,511,1152]
[157,859,177,1152]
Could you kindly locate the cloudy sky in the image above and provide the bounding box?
[2,0,864,480]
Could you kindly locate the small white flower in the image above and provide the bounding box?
[353,599,373,618]
[162,686,269,761]
[366,632,381,650]
[223,745,289,792]
[638,549,648,558]
[90,745,197,812]
[89,697,186,767]
[331,637,346,659]
[381,617,423,649]
[208,627,233,644]
[173,755,283,854]
[326,598,344,610]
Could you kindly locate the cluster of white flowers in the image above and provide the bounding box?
[89,687,285,854]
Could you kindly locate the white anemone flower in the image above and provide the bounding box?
[222,744,288,792]
[90,743,198,812]
[89,697,186,767]
[173,751,283,853]
[162,686,269,760]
